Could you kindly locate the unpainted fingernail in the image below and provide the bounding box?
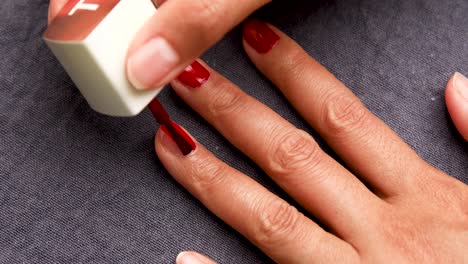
[128,37,179,89]
[243,20,280,54]
[176,252,209,264]
[454,72,468,102]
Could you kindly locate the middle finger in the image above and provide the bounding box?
[170,61,382,239]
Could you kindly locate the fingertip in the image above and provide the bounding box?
[445,72,468,141]
[176,251,216,264]
[154,122,198,157]
[445,73,456,103]
[154,127,165,145]
[154,127,175,157]
[242,20,281,56]
[241,20,305,76]
[48,0,68,24]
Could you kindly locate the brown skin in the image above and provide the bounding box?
[159,26,468,263]
[48,2,468,263]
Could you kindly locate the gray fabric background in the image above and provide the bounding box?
[1,0,467,263]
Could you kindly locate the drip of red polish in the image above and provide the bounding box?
[148,99,196,155]
[177,61,210,89]
[243,19,280,54]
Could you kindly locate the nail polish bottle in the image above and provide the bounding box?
[44,0,158,117]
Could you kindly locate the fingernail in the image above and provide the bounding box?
[161,121,196,156]
[176,252,208,264]
[454,72,468,102]
[128,37,179,89]
[177,61,210,89]
[243,20,280,54]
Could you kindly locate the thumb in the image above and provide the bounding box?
[48,0,69,24]
[445,72,468,141]
[176,251,217,264]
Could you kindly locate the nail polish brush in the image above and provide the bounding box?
[148,98,195,155]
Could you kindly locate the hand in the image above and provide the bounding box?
[155,21,468,263]
[48,0,269,89]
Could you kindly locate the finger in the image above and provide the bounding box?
[48,0,68,23]
[446,72,468,141]
[170,61,382,240]
[155,126,358,263]
[126,0,270,90]
[176,251,217,264]
[242,20,429,197]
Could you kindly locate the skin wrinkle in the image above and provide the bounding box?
[382,211,440,263]
[333,116,412,196]
[187,154,229,199]
[206,81,250,120]
[277,48,311,88]
[267,129,322,177]
[255,199,301,245]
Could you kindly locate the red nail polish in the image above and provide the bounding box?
[177,61,210,89]
[148,98,196,155]
[148,98,170,125]
[243,20,280,54]
[161,121,196,155]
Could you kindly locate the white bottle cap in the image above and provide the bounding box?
[44,0,159,117]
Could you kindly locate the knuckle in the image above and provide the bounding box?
[378,212,437,261]
[323,92,370,137]
[188,155,227,193]
[268,129,322,175]
[207,82,248,118]
[255,200,301,245]
[282,49,309,77]
[426,176,468,222]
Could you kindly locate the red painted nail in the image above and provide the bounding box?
[243,20,279,54]
[177,61,210,89]
[161,121,196,156]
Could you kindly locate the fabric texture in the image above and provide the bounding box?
[0,0,467,263]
